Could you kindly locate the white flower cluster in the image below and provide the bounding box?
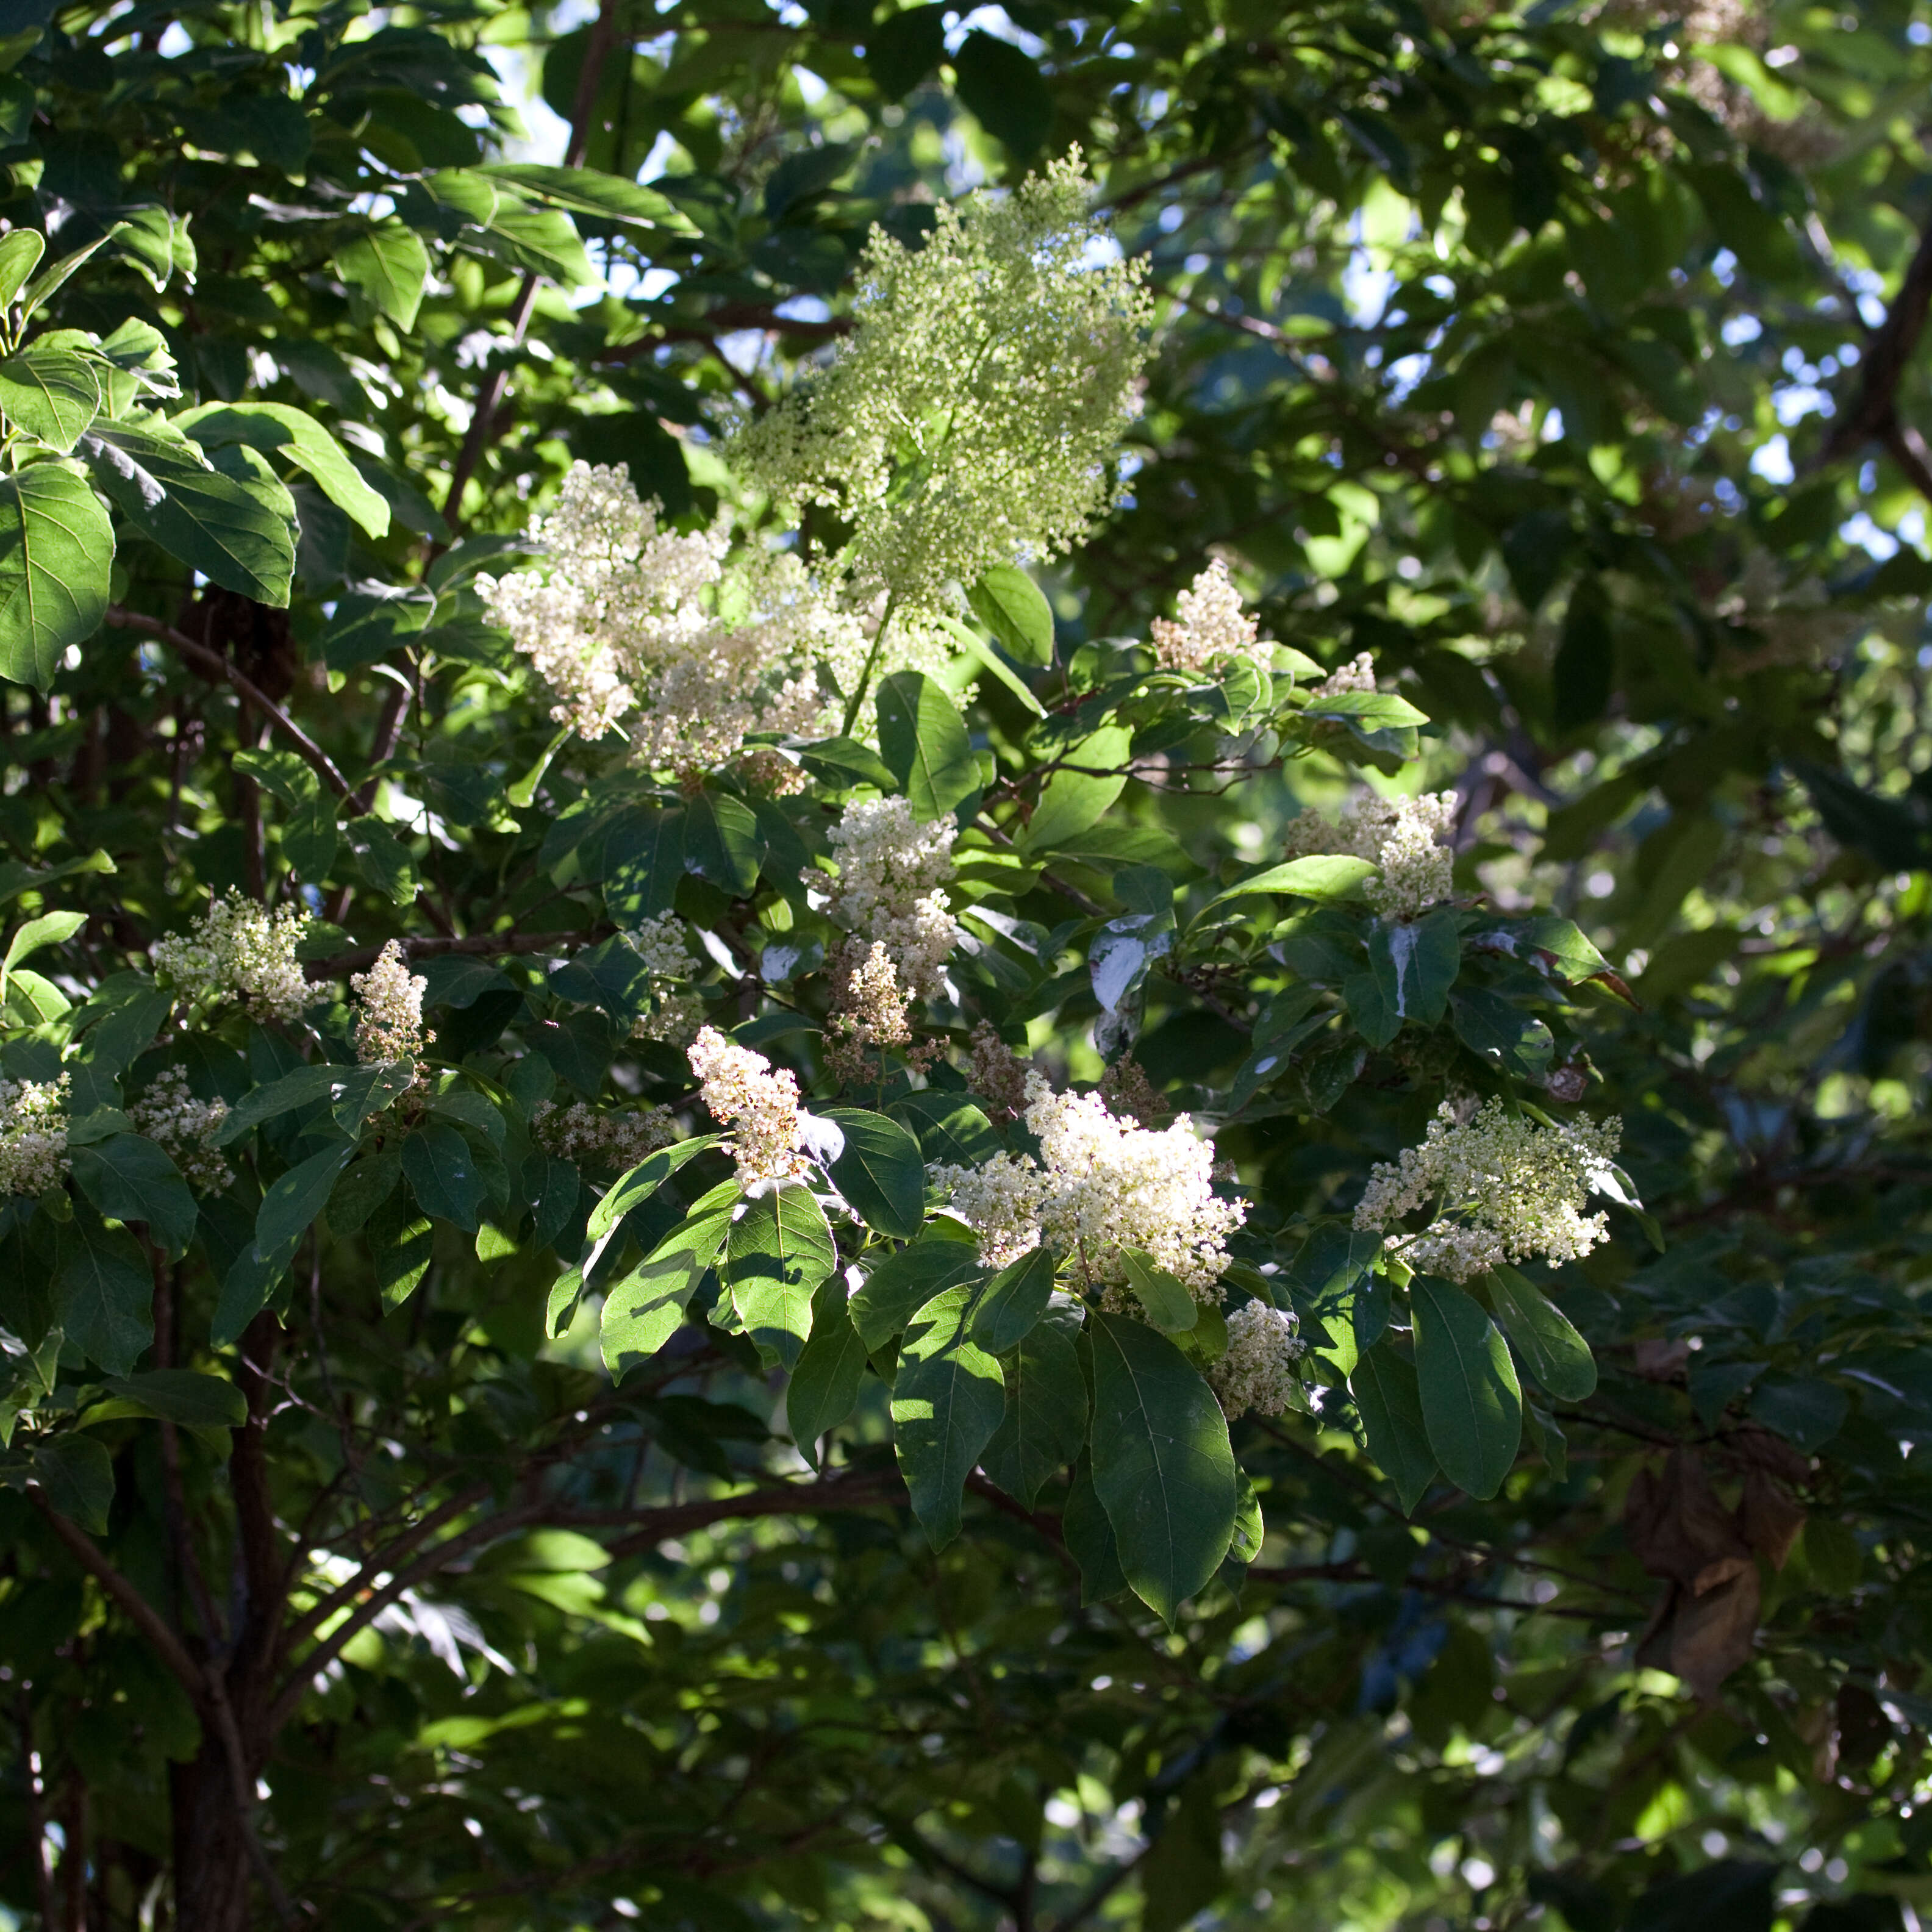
[819,796,960,1001]
[1314,652,1378,696]
[479,466,831,776]
[623,916,703,1046]
[532,1100,676,1171]
[934,1071,1245,1302]
[150,892,313,1023]
[349,942,432,1064]
[0,1072,69,1196]
[1209,1300,1305,1419]
[1150,560,1262,674]
[730,154,1153,617]
[128,1067,232,1193]
[687,1025,809,1187]
[1283,791,1459,922]
[1353,1098,1623,1283]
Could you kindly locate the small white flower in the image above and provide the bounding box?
[934,1072,1245,1305]
[150,892,313,1023]
[349,941,432,1064]
[687,1025,809,1187]
[128,1067,232,1193]
[0,1072,70,1196]
[532,1100,677,1170]
[1209,1300,1305,1418]
[1353,1098,1623,1283]
[1283,791,1459,922]
[1150,559,1262,674]
[819,795,961,1001]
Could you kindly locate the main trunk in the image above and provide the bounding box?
[168,1745,254,1932]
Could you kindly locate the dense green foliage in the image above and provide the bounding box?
[0,0,1931,1928]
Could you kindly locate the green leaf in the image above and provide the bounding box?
[176,402,390,537]
[82,417,294,606]
[4,908,85,972]
[32,1433,112,1533]
[1487,1265,1597,1401]
[890,1090,1002,1168]
[726,1182,835,1370]
[798,736,900,793]
[877,670,978,823]
[1022,725,1131,852]
[936,613,1045,717]
[981,1303,1087,1508]
[684,790,763,895]
[55,1208,153,1376]
[98,1369,246,1429]
[257,1143,355,1270]
[1515,916,1612,982]
[850,1240,984,1353]
[1063,1451,1128,1603]
[865,1,946,98]
[0,228,45,308]
[890,1281,1006,1548]
[18,236,111,326]
[953,28,1053,157]
[0,349,101,452]
[970,1245,1057,1354]
[1120,1250,1199,1333]
[370,1194,434,1311]
[1201,854,1378,913]
[474,163,696,232]
[71,1132,198,1259]
[1410,1275,1522,1500]
[0,461,113,690]
[787,1273,868,1468]
[966,565,1054,665]
[1367,909,1460,1028]
[404,1123,486,1233]
[334,223,429,329]
[821,1106,926,1239]
[213,1065,344,1146]
[585,1135,719,1247]
[599,1184,737,1379]
[1349,1341,1437,1515]
[1088,1311,1239,1624]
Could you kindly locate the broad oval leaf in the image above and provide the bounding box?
[877,670,978,823]
[821,1106,926,1239]
[786,1273,868,1467]
[403,1123,486,1234]
[32,1432,113,1533]
[726,1182,835,1370]
[0,462,113,690]
[0,349,101,453]
[1349,1340,1437,1516]
[1022,725,1131,853]
[1203,853,1378,914]
[71,1131,198,1259]
[55,1207,153,1376]
[98,1368,246,1429]
[1088,1310,1239,1625]
[1120,1249,1198,1333]
[850,1239,984,1353]
[177,402,390,537]
[980,1302,1087,1509]
[599,1182,737,1380]
[1410,1274,1522,1500]
[1487,1265,1597,1402]
[970,1244,1057,1354]
[890,1281,1006,1548]
[967,564,1054,665]
[334,223,429,329]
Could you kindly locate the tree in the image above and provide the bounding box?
[0,0,1928,1929]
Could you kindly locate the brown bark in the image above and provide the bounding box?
[168,1747,256,1932]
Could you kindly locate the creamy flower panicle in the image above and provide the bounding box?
[820,796,961,1001]
[1150,559,1264,675]
[0,1073,70,1197]
[532,1100,677,1171]
[687,1026,810,1187]
[730,154,1153,619]
[349,942,432,1064]
[150,892,313,1023]
[1353,1098,1623,1283]
[623,915,703,1046]
[1284,790,1459,923]
[1209,1300,1306,1419]
[934,1072,1245,1305]
[128,1068,232,1193]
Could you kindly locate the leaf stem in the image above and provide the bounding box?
[839,589,898,737]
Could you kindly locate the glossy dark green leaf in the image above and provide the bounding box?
[849,1240,984,1353]
[1367,909,1459,1028]
[32,1433,112,1533]
[1350,1340,1437,1515]
[99,1369,246,1428]
[1063,1451,1127,1605]
[726,1182,834,1370]
[599,1182,737,1379]
[981,1304,1087,1509]
[821,1106,926,1239]
[1488,1265,1597,1401]
[787,1274,868,1468]
[71,1131,198,1258]
[0,462,113,689]
[370,1193,434,1311]
[55,1208,153,1376]
[1411,1275,1522,1500]
[1088,1311,1239,1623]
[970,1245,1057,1354]
[890,1090,1001,1168]
[403,1123,485,1233]
[334,222,429,329]
[877,670,977,823]
[966,564,1054,665]
[0,349,101,451]
[1120,1249,1198,1333]
[890,1281,1006,1548]
[684,790,763,895]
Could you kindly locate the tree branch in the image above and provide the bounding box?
[107,607,354,802]
[29,1491,209,1714]
[302,928,604,979]
[1820,216,1932,470]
